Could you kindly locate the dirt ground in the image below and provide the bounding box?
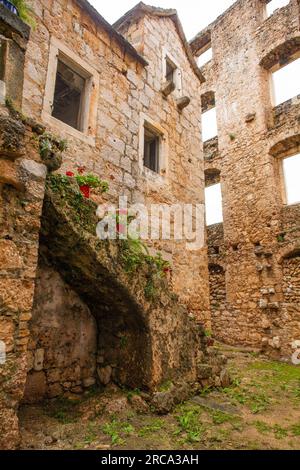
[19,347,300,450]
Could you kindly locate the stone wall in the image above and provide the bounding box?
[0,6,49,449]
[23,0,210,324]
[191,0,300,358]
[23,262,97,403]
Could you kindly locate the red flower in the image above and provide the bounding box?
[79,185,91,199]
[66,171,74,177]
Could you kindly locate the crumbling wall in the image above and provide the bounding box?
[191,0,300,357]
[23,0,210,325]
[23,262,97,403]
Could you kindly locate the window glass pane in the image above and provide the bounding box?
[166,60,176,83]
[202,107,218,142]
[144,127,159,173]
[52,59,85,131]
[205,183,223,226]
[272,58,300,106]
[283,154,300,205]
[267,0,289,17]
[197,48,212,68]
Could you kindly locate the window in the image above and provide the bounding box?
[144,125,160,173]
[165,58,176,85]
[197,47,213,68]
[283,154,300,205]
[162,50,182,97]
[272,58,300,106]
[52,59,87,131]
[205,183,223,226]
[266,0,289,17]
[202,107,218,142]
[42,37,99,145]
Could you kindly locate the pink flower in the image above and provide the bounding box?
[116,223,126,234]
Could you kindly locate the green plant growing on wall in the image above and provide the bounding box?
[10,0,36,27]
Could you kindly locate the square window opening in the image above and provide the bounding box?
[202,107,218,142]
[144,126,161,173]
[165,57,177,85]
[272,58,300,106]
[205,183,223,226]
[283,153,300,205]
[52,58,88,131]
[197,46,212,68]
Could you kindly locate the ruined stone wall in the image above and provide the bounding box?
[23,262,97,403]
[0,6,50,449]
[191,0,300,358]
[23,0,210,324]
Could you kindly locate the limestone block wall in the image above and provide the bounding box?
[191,0,300,358]
[23,0,210,324]
[23,262,97,403]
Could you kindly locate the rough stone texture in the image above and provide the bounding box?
[0,1,230,449]
[23,0,210,326]
[191,0,300,358]
[23,263,97,403]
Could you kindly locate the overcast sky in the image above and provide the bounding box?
[89,0,236,40]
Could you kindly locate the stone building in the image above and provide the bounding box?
[190,0,300,359]
[0,0,229,450]
[0,0,299,450]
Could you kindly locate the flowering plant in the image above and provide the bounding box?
[65,166,109,199]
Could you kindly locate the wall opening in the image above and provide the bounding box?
[197,46,212,68]
[266,0,289,17]
[271,58,300,106]
[205,169,223,226]
[283,153,300,205]
[205,183,223,226]
[195,33,212,68]
[201,91,218,143]
[165,57,177,86]
[144,124,161,173]
[52,58,88,131]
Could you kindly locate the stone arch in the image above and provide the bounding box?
[205,168,221,187]
[22,177,208,403]
[269,134,300,158]
[260,36,300,70]
[201,91,216,113]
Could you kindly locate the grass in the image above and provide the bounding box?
[20,354,300,451]
[138,419,164,437]
[175,404,205,444]
[102,417,135,446]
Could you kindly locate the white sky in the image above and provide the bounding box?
[205,184,223,226]
[202,107,218,142]
[273,58,300,106]
[89,0,236,40]
[283,154,300,205]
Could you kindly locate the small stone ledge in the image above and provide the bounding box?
[204,136,219,161]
